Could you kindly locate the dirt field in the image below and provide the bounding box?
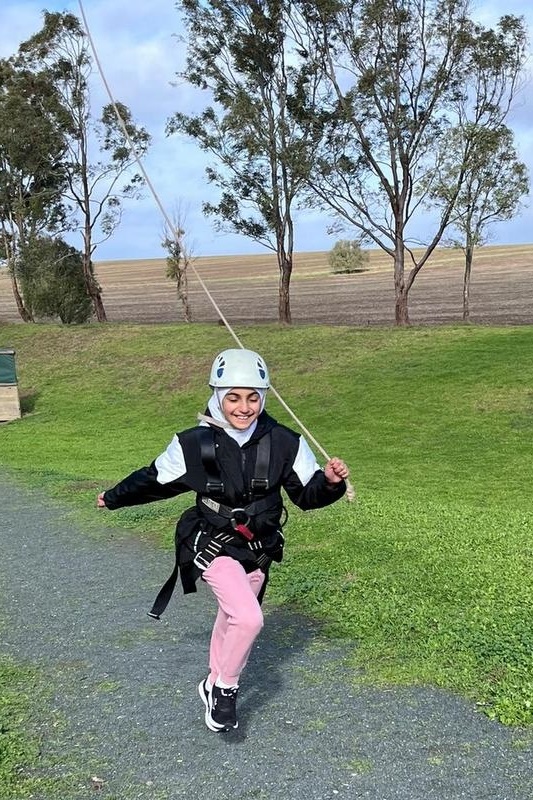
[1,244,532,326]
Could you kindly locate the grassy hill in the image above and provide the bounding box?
[1,320,532,725]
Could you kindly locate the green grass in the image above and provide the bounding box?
[1,321,533,728]
[0,659,80,799]
[0,660,40,798]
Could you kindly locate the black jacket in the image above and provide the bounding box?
[103,410,346,600]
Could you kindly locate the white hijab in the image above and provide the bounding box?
[203,388,267,446]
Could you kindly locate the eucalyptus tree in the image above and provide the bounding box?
[422,14,529,319]
[18,12,151,322]
[294,0,528,324]
[427,125,528,320]
[0,57,68,321]
[169,0,319,324]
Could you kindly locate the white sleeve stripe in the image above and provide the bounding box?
[293,436,320,486]
[154,435,187,484]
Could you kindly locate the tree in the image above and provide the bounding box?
[293,0,528,324]
[428,125,528,320]
[0,57,68,321]
[422,13,529,319]
[162,212,193,322]
[17,235,92,324]
[169,0,319,324]
[329,239,368,273]
[18,12,151,322]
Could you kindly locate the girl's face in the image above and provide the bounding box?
[221,388,262,430]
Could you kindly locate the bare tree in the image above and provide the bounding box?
[162,210,194,322]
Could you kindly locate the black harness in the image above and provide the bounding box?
[148,427,281,619]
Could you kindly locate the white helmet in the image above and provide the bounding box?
[209,348,270,388]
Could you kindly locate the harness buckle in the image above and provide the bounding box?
[193,551,213,570]
[251,478,269,491]
[206,480,224,494]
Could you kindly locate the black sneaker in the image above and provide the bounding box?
[208,684,239,731]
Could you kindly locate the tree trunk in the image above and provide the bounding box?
[394,245,410,325]
[92,288,107,323]
[82,253,107,322]
[2,230,33,322]
[395,290,410,325]
[276,206,294,324]
[79,126,107,322]
[278,255,292,324]
[177,263,192,322]
[9,269,34,322]
[463,244,473,321]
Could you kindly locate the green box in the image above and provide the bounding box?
[0,348,17,385]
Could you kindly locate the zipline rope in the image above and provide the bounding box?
[77,0,355,502]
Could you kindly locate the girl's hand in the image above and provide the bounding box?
[96,492,106,508]
[324,457,350,484]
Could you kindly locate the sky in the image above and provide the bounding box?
[0,0,532,262]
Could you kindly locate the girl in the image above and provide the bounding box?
[97,348,349,732]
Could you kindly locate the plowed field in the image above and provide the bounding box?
[1,244,532,326]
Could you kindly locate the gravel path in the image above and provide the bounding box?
[1,476,532,800]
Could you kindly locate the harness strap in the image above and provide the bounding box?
[200,426,271,497]
[148,561,179,620]
[251,433,270,493]
[199,427,224,494]
[199,493,280,521]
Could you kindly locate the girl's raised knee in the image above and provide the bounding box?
[237,606,264,637]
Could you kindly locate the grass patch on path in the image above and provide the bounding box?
[0,658,82,799]
[0,660,40,799]
[1,322,532,726]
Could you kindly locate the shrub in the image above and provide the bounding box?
[17,236,92,324]
[329,239,369,274]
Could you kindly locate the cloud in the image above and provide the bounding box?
[1,0,531,261]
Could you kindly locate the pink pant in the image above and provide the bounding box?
[202,556,265,686]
